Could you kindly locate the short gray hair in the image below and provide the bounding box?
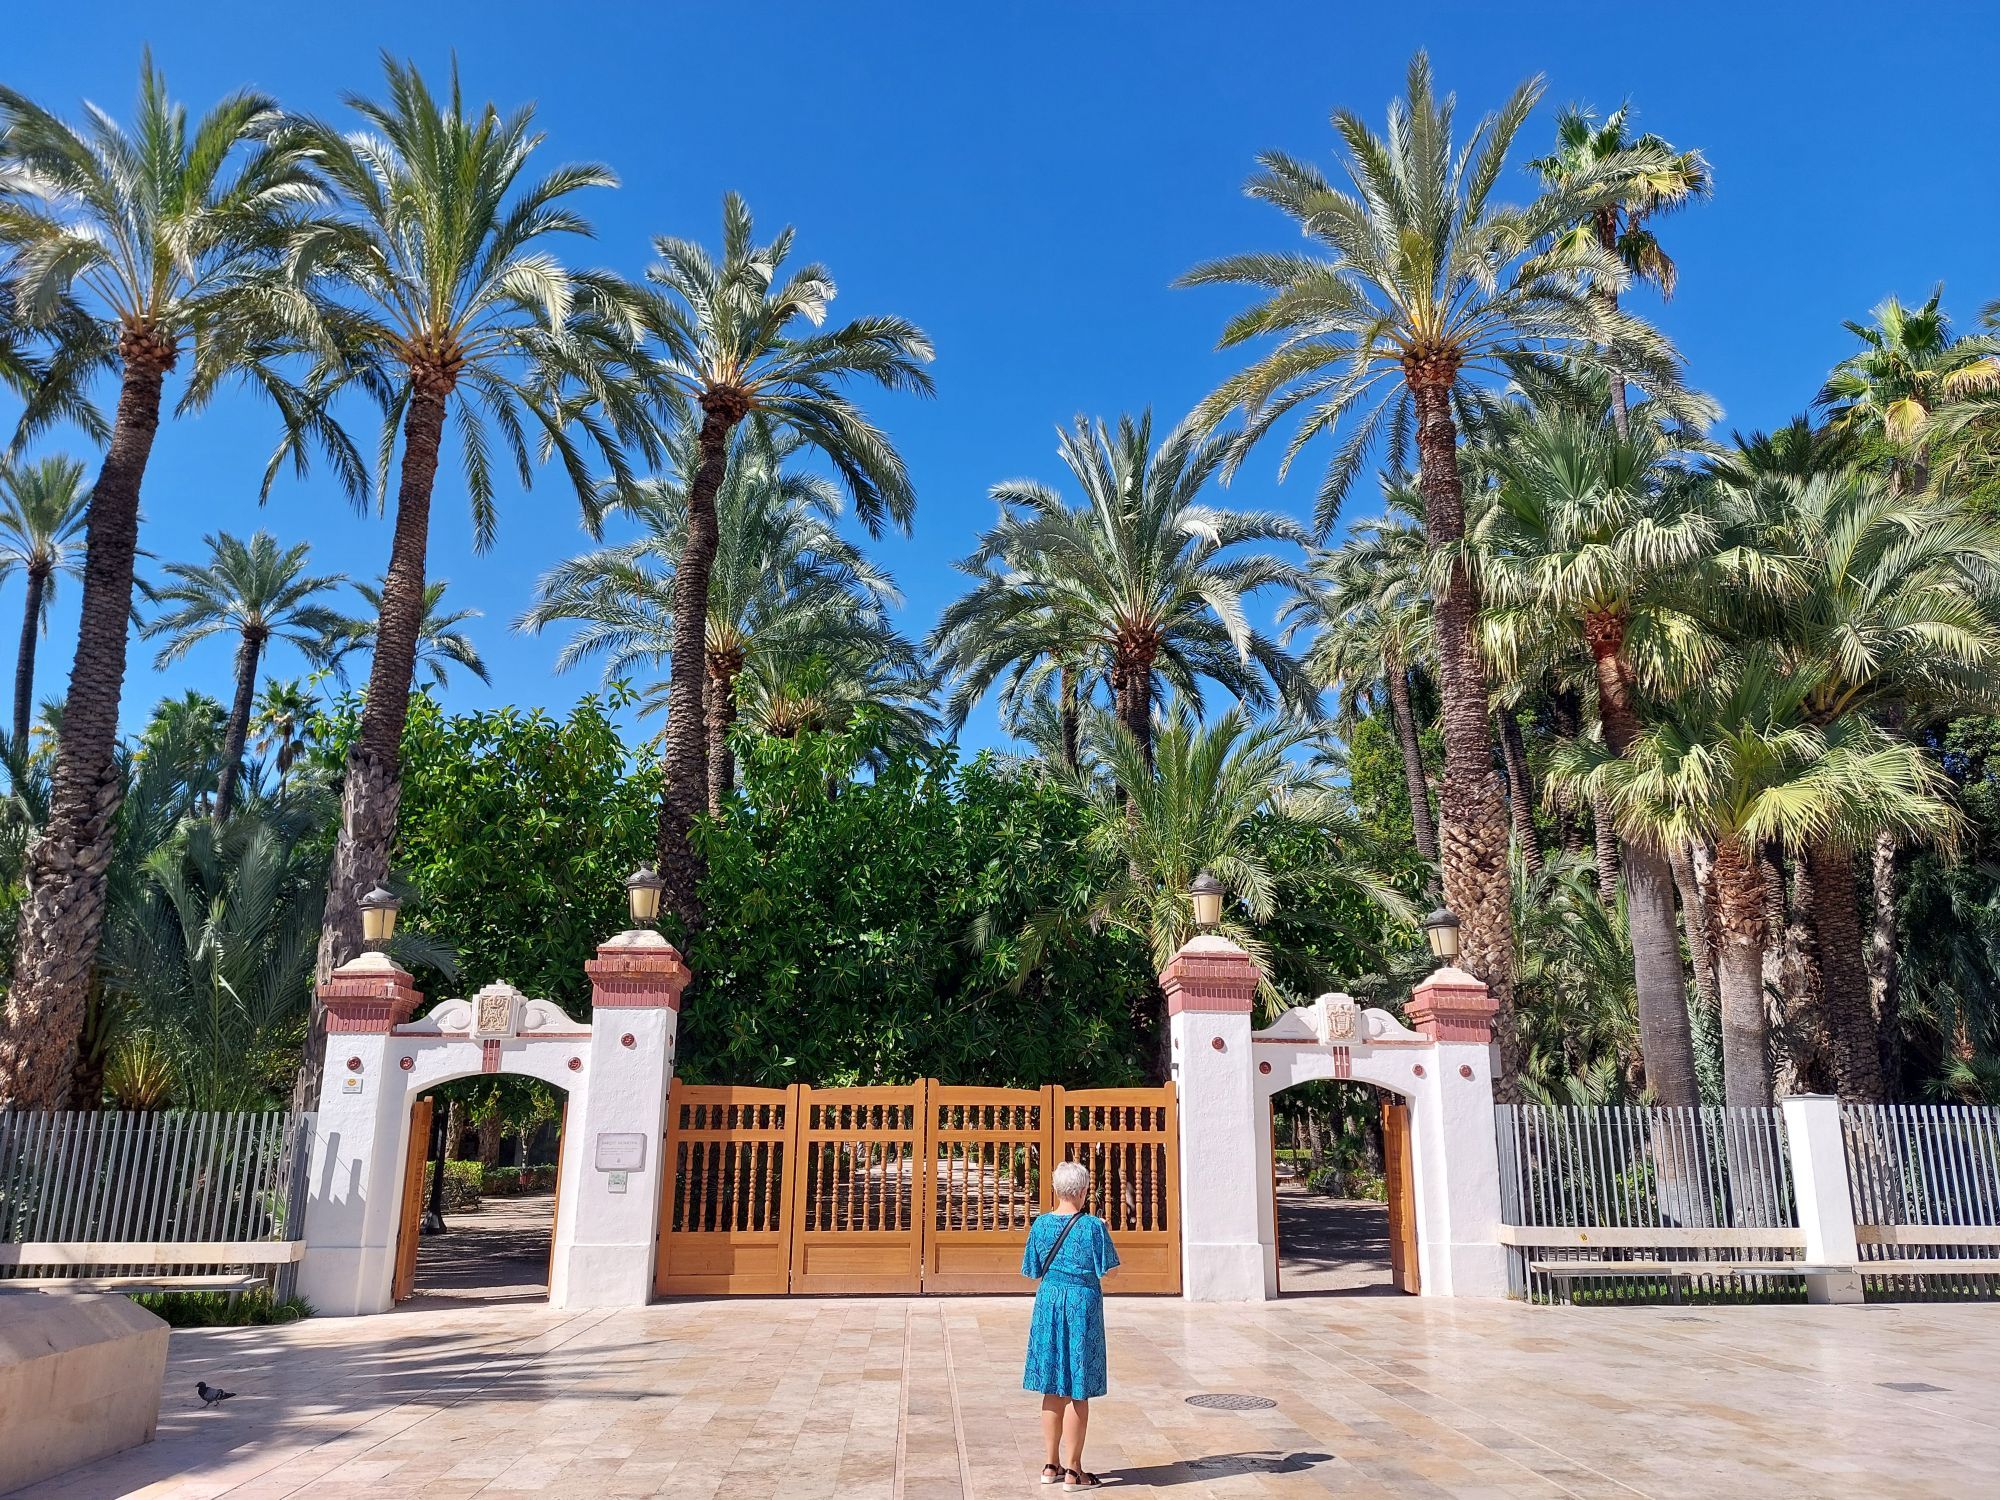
[1052,1160,1091,1203]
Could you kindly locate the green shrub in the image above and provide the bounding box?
[132,1289,311,1327]
[429,1158,484,1212]
[484,1165,557,1194]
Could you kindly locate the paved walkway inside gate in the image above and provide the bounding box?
[17,1295,1998,1498]
[409,1193,557,1305]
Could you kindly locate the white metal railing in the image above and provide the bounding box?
[0,1110,314,1298]
[1842,1103,2000,1301]
[1495,1104,1802,1302]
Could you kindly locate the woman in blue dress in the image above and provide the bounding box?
[1023,1159,1119,1491]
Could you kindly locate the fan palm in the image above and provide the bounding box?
[1568,653,1960,1106]
[1181,53,1683,1059]
[1530,104,1711,434]
[0,59,351,1107]
[1716,466,2000,1097]
[521,423,903,810]
[933,411,1313,770]
[286,59,653,1010]
[1283,483,1436,860]
[1477,397,1716,1103]
[329,579,489,693]
[630,192,933,922]
[0,455,90,747]
[251,677,321,793]
[144,531,345,821]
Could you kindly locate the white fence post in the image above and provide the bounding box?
[1780,1094,1863,1305]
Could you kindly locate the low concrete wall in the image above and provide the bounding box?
[0,1290,169,1493]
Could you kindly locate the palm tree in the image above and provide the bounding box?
[630,192,933,923]
[0,455,89,746]
[329,579,490,692]
[0,253,111,455]
[143,531,345,821]
[725,635,938,755]
[1530,104,1711,435]
[522,424,903,811]
[1478,397,1716,1104]
[251,677,320,793]
[1717,466,2000,1098]
[1181,52,1683,1068]
[1284,484,1437,861]
[933,412,1313,769]
[0,60,350,1107]
[290,59,653,1014]
[1570,653,1960,1106]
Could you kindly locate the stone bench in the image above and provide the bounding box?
[0,1289,169,1492]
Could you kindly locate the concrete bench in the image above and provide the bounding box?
[0,1241,303,1302]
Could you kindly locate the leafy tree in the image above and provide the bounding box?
[0,59,351,1106]
[290,59,653,1052]
[630,193,933,925]
[0,454,89,745]
[687,726,1151,1086]
[144,531,345,821]
[934,411,1312,768]
[1182,53,1683,1077]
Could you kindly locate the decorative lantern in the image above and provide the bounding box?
[359,886,401,950]
[1190,871,1225,931]
[625,866,665,928]
[1421,907,1462,962]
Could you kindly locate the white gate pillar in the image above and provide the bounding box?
[298,953,427,1317]
[1163,934,1268,1300]
[1404,966,1508,1298]
[1780,1094,1864,1304]
[549,930,687,1307]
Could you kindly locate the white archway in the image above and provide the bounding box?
[299,932,687,1316]
[1164,936,1509,1300]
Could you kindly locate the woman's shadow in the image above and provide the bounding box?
[1096,1451,1335,1487]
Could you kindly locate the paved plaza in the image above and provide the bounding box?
[16,1288,1997,1499]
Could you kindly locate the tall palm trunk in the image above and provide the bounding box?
[1384,654,1438,862]
[1868,829,1901,1090]
[1711,837,1772,1107]
[0,342,170,1108]
[1585,610,1699,1106]
[1548,687,1587,857]
[306,386,447,1107]
[656,395,742,925]
[12,563,48,749]
[1495,707,1542,878]
[1058,664,1081,773]
[704,648,743,815]
[1410,375,1517,1081]
[1111,639,1158,766]
[213,629,265,823]
[1801,840,1886,1101]
[1669,838,1720,1023]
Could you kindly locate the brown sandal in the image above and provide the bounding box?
[1064,1470,1102,1492]
[1040,1463,1064,1485]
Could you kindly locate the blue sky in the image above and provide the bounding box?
[8,1,1999,753]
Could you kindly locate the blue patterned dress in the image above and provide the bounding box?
[1021,1211,1119,1400]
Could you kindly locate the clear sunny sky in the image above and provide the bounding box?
[7,1,1998,751]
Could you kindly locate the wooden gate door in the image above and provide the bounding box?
[925,1085,1050,1292]
[1055,1085,1181,1294]
[1382,1097,1420,1294]
[392,1096,432,1304]
[790,1084,926,1293]
[656,1085,797,1296]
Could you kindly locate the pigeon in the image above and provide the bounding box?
[196,1381,235,1409]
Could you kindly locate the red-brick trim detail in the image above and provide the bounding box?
[1407,968,1499,1043]
[481,1039,501,1074]
[1160,942,1259,1017]
[320,968,424,1034]
[585,943,691,1011]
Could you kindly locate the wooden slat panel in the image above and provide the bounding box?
[790,1084,925,1294]
[1383,1097,1419,1294]
[1053,1084,1180,1295]
[924,1084,1049,1293]
[392,1097,432,1304]
[655,1084,796,1296]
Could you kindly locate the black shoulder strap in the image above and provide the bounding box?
[1036,1211,1086,1279]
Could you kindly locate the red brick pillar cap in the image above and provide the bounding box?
[1407,964,1499,1043]
[1161,934,1261,1017]
[585,928,692,1010]
[320,951,424,1033]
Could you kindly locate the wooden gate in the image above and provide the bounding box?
[1382,1097,1420,1294]
[655,1085,796,1296]
[392,1096,432,1304]
[654,1080,1179,1295]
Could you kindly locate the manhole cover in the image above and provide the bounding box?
[1879,1381,1948,1393]
[1185,1393,1277,1412]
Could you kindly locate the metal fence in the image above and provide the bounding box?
[1496,1104,1801,1303]
[1843,1103,2000,1302]
[0,1110,314,1298]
